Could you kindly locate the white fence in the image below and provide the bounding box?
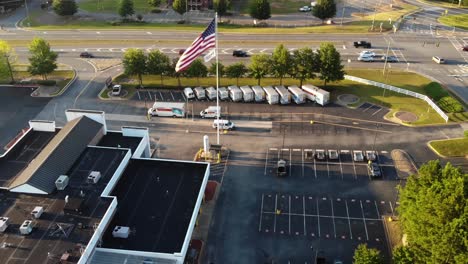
[345,75,449,122]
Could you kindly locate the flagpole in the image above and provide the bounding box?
[215,13,220,145]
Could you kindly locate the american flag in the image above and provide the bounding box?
[175,18,216,72]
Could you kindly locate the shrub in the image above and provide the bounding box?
[438,96,464,113]
[37,80,57,86]
[151,9,162,13]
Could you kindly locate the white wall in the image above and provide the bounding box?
[100,148,132,197]
[65,109,107,134]
[0,127,32,159]
[29,120,55,132]
[10,184,48,195]
[122,126,150,158]
[93,248,183,264]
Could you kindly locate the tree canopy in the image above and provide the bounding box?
[185,59,208,85]
[213,0,230,17]
[0,40,16,83]
[249,54,271,85]
[249,0,271,20]
[148,0,161,8]
[27,38,58,80]
[270,44,292,85]
[353,244,383,264]
[318,42,344,87]
[397,160,468,264]
[172,0,187,15]
[225,62,248,86]
[290,47,319,87]
[146,50,171,85]
[52,0,78,16]
[122,48,146,87]
[312,0,336,22]
[118,0,135,18]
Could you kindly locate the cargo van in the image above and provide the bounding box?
[205,87,217,100]
[302,84,330,106]
[184,87,195,100]
[287,85,306,104]
[252,86,265,102]
[239,85,254,102]
[263,86,279,105]
[200,106,221,118]
[274,85,291,104]
[148,102,185,117]
[218,87,229,100]
[227,85,242,102]
[193,87,206,100]
[212,119,235,130]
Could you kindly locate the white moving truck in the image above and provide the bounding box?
[200,106,221,118]
[227,85,242,102]
[263,86,279,105]
[240,85,254,102]
[148,102,185,117]
[275,85,292,104]
[205,87,217,100]
[302,84,330,106]
[288,85,306,104]
[193,87,206,100]
[252,86,265,102]
[218,87,229,100]
[184,87,195,99]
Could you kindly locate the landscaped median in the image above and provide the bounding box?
[438,14,468,30]
[428,135,468,157]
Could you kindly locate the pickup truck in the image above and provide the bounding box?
[354,41,372,48]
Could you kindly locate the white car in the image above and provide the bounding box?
[112,85,121,96]
[359,50,375,57]
[432,56,445,64]
[358,56,374,62]
[299,6,311,12]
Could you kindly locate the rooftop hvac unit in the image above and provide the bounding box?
[87,171,101,184]
[112,226,130,238]
[20,220,33,235]
[31,206,44,219]
[55,175,69,190]
[0,217,9,233]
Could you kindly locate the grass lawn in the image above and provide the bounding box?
[0,69,75,93]
[358,3,419,31]
[429,138,468,157]
[418,0,468,9]
[240,0,311,14]
[79,0,152,14]
[438,14,468,30]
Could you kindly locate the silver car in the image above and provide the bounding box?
[353,150,364,162]
[328,150,339,160]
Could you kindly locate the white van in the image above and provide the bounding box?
[212,119,235,130]
[193,87,206,100]
[205,87,217,100]
[200,106,221,118]
[183,87,195,100]
[112,85,121,96]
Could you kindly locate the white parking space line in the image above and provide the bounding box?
[331,199,336,238]
[147,91,152,101]
[289,150,292,176]
[171,92,175,101]
[352,152,357,179]
[363,104,374,112]
[303,196,307,236]
[302,149,305,178]
[289,196,291,235]
[159,92,164,101]
[345,200,353,239]
[374,201,381,219]
[372,108,383,116]
[316,198,321,237]
[326,157,330,178]
[313,158,317,179]
[264,149,269,176]
[137,90,141,100]
[338,153,344,180]
[360,200,369,240]
[259,194,264,231]
[389,201,394,215]
[274,194,278,233]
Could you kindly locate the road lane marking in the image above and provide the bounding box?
[274,194,278,233]
[331,198,336,238]
[264,149,269,176]
[345,200,353,239]
[259,194,264,232]
[303,196,307,236]
[360,200,369,240]
[316,198,321,237]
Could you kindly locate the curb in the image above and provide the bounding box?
[98,72,124,100]
[391,149,419,177]
[30,69,77,98]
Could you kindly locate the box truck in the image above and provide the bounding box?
[302,84,330,106]
[184,87,195,99]
[218,87,229,100]
[275,85,291,104]
[205,87,217,100]
[288,85,306,104]
[148,102,185,117]
[239,85,254,102]
[252,86,265,102]
[193,87,206,100]
[200,106,221,118]
[263,86,279,105]
[228,85,242,102]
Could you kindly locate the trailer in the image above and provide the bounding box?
[193,87,206,100]
[239,85,254,102]
[263,86,279,105]
[302,84,330,106]
[205,87,217,100]
[251,85,265,102]
[218,87,229,100]
[227,85,242,102]
[274,85,291,105]
[287,85,307,104]
[148,102,185,117]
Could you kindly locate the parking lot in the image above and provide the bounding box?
[265,147,398,181]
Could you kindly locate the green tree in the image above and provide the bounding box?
[318,42,344,87]
[353,244,383,264]
[214,0,230,17]
[146,50,171,86]
[249,54,270,85]
[27,38,58,80]
[392,246,415,264]
[397,160,468,264]
[173,0,187,15]
[52,0,78,16]
[270,44,292,85]
[0,40,16,83]
[290,47,320,87]
[312,0,337,23]
[122,48,146,87]
[168,58,182,87]
[249,0,271,20]
[209,62,225,77]
[118,0,135,19]
[225,62,248,86]
[148,0,161,8]
[185,59,208,85]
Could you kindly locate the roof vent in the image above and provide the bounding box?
[0,217,9,233]
[112,226,130,238]
[19,220,33,235]
[87,171,101,184]
[31,206,44,219]
[55,175,69,190]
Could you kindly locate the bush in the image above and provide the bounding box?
[438,96,464,113]
[37,80,57,86]
[424,82,448,101]
[137,14,143,21]
[151,8,162,13]
[109,21,121,26]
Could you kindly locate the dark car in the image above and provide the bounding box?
[368,162,381,178]
[354,41,372,48]
[277,159,287,177]
[233,50,248,57]
[462,46,468,51]
[79,52,94,58]
[179,49,186,55]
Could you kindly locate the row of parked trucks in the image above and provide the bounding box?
[183,84,330,106]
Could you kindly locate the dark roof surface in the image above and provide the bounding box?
[97,132,143,153]
[0,146,129,264]
[102,159,208,253]
[10,116,103,193]
[0,130,57,188]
